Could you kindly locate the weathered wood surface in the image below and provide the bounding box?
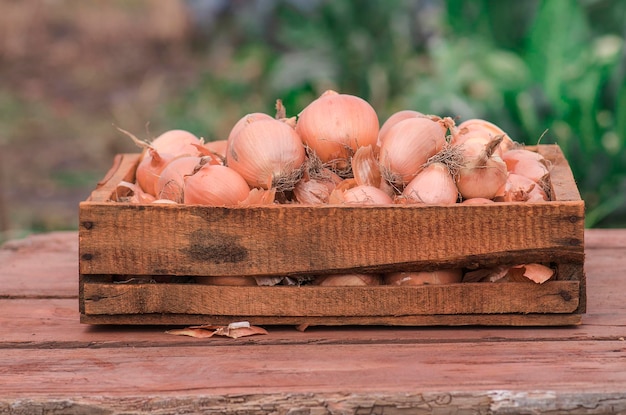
[1,229,625,414]
[79,146,584,279]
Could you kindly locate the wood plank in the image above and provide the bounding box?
[82,281,580,316]
[2,297,625,348]
[537,145,582,202]
[2,390,626,415]
[79,202,584,277]
[0,231,77,298]
[1,341,626,398]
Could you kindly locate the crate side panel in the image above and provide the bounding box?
[79,202,584,277]
[82,281,580,316]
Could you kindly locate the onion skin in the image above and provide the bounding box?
[402,162,458,205]
[296,90,379,170]
[384,269,463,285]
[461,197,495,205]
[378,117,447,186]
[227,118,306,190]
[183,164,250,206]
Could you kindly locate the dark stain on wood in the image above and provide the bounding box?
[184,229,248,264]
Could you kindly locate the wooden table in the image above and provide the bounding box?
[1,229,625,414]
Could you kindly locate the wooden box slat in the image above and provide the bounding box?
[79,144,585,326]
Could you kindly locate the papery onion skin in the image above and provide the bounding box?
[378,117,447,186]
[227,118,306,190]
[461,197,495,205]
[402,162,458,205]
[384,269,462,285]
[156,156,202,203]
[183,164,250,206]
[296,90,379,170]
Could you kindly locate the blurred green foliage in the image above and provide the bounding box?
[168,0,625,227]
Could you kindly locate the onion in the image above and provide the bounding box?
[499,173,549,202]
[456,136,508,200]
[332,184,394,205]
[452,118,515,153]
[384,269,462,285]
[114,181,156,203]
[183,164,250,206]
[461,197,495,205]
[296,90,379,171]
[293,169,342,204]
[402,162,458,205]
[502,148,549,183]
[378,117,448,187]
[195,276,258,286]
[226,118,305,190]
[149,129,204,157]
[155,156,202,203]
[227,112,275,142]
[134,149,179,196]
[314,274,381,286]
[377,110,424,147]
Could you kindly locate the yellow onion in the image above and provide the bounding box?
[293,169,342,204]
[452,118,515,153]
[402,162,458,205]
[227,118,305,190]
[183,164,250,206]
[134,149,179,196]
[499,173,548,202]
[378,117,448,187]
[149,129,204,157]
[332,184,394,205]
[377,110,424,147]
[502,148,549,183]
[456,136,508,200]
[296,90,379,171]
[384,269,462,285]
[314,274,381,286]
[461,197,495,205]
[155,156,202,203]
[195,276,258,286]
[227,112,275,142]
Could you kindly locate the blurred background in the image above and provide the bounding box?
[0,0,624,243]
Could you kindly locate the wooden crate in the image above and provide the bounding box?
[79,144,585,326]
